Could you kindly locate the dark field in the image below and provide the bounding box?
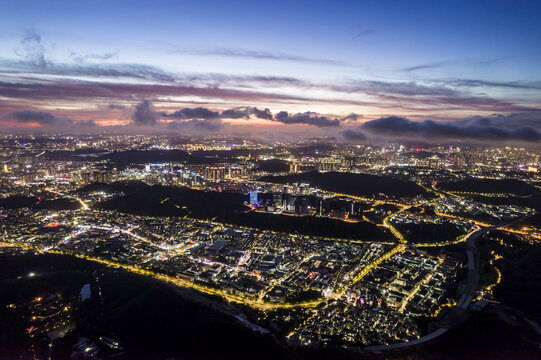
[394,222,466,244]
[44,149,276,168]
[259,171,431,198]
[438,178,540,197]
[0,196,80,210]
[491,242,541,317]
[469,193,541,212]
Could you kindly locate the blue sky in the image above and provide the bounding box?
[0,0,540,141]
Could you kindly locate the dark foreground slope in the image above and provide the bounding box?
[0,253,295,360]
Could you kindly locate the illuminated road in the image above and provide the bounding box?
[45,187,89,210]
[118,226,170,250]
[383,210,407,243]
[332,244,405,298]
[41,249,324,311]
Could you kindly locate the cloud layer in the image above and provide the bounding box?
[2,30,540,117]
[156,103,349,130]
[274,111,340,127]
[2,110,96,128]
[342,129,367,141]
[133,99,159,126]
[2,31,541,141]
[360,115,541,142]
[174,47,350,66]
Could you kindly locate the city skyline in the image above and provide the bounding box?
[1,0,541,144]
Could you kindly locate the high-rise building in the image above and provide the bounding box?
[228,167,247,178]
[317,158,340,172]
[289,163,299,173]
[272,193,282,207]
[94,171,112,183]
[80,172,91,184]
[249,192,258,204]
[203,166,226,181]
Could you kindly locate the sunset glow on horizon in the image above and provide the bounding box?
[1,0,541,143]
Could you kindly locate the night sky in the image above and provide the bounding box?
[1,0,540,142]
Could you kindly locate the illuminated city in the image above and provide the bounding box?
[1,1,541,359]
[1,135,540,358]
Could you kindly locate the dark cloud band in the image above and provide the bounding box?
[361,116,541,142]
